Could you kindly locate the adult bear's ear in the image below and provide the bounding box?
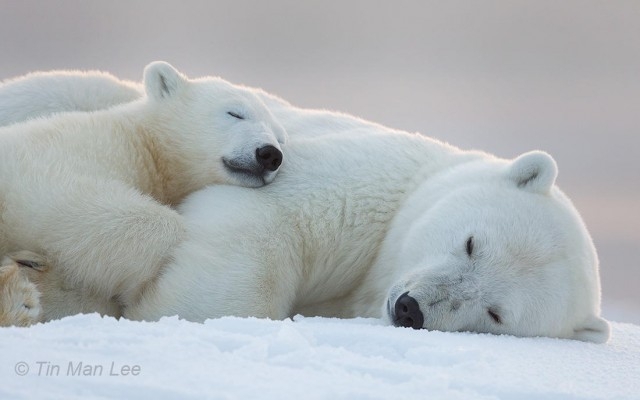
[571,315,611,343]
[508,151,558,193]
[143,61,187,100]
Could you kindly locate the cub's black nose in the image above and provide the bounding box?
[393,292,424,330]
[256,145,283,172]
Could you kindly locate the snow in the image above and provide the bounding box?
[1,315,638,399]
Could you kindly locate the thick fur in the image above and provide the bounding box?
[0,62,286,322]
[0,70,141,126]
[0,251,117,327]
[0,253,42,326]
[0,71,609,343]
[130,124,609,343]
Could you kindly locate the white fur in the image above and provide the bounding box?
[0,62,286,309]
[128,111,609,343]
[359,151,609,342]
[0,70,141,126]
[0,71,609,342]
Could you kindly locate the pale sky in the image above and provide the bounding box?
[1,0,638,322]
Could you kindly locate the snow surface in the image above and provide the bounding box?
[1,314,638,400]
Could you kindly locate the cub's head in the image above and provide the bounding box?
[385,151,610,343]
[142,61,287,189]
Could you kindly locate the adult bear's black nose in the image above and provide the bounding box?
[393,292,424,329]
[256,145,283,172]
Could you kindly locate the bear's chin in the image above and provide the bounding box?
[222,158,279,188]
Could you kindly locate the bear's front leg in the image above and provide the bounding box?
[0,252,46,327]
[7,179,187,307]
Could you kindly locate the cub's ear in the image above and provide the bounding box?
[143,61,187,100]
[571,315,611,343]
[508,151,558,193]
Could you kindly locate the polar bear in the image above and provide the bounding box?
[0,72,609,342]
[0,61,286,318]
[0,252,43,326]
[126,135,609,343]
[0,70,142,126]
[0,251,118,325]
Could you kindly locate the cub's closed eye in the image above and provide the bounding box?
[488,309,502,324]
[465,236,474,257]
[227,111,245,120]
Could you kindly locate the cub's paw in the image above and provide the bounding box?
[0,253,45,327]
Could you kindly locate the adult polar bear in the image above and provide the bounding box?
[0,71,609,342]
[0,62,286,315]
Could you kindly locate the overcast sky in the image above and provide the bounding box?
[1,0,638,322]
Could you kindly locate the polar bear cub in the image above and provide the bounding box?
[0,253,43,327]
[0,61,286,321]
[0,70,142,126]
[0,251,119,325]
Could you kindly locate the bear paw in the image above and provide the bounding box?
[0,252,46,327]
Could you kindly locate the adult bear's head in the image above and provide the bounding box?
[384,151,610,343]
